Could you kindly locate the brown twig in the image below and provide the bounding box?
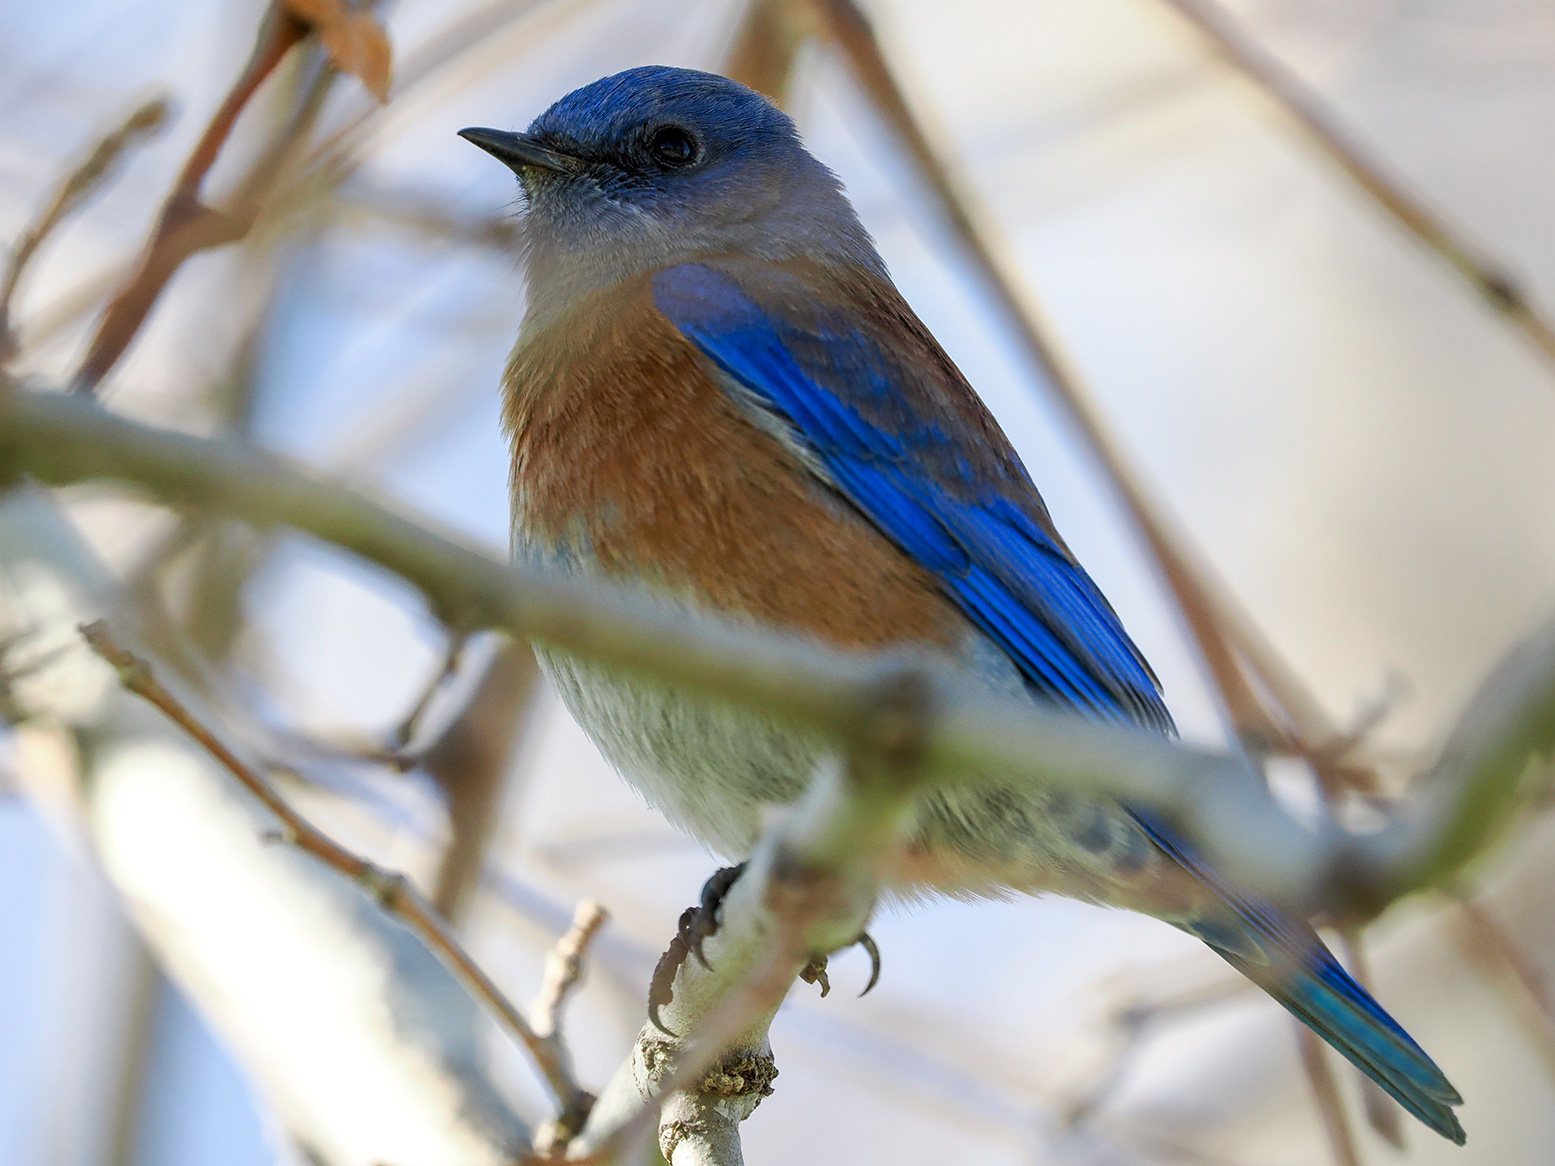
[1451,896,1555,1084]
[532,899,610,1040]
[1296,1025,1363,1166]
[424,640,543,922]
[1155,0,1555,369]
[723,0,818,107]
[0,97,170,365]
[76,619,594,1135]
[392,630,469,750]
[71,6,310,392]
[526,898,610,1158]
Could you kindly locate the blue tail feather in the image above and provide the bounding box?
[1133,813,1466,1144]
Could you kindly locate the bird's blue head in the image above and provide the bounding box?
[460,66,884,318]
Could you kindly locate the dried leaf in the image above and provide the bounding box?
[284,0,393,102]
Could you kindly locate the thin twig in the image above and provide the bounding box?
[76,619,594,1135]
[71,5,311,392]
[723,0,817,106]
[392,630,468,750]
[425,640,544,922]
[1451,896,1555,1084]
[0,98,170,364]
[1064,973,1251,1128]
[1296,1025,1362,1166]
[533,899,610,1039]
[529,899,609,1158]
[1155,0,1555,368]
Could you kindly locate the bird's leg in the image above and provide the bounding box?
[648,862,746,1034]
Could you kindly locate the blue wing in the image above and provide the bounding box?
[652,260,1172,733]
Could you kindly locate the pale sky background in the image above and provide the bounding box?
[3,1,1555,1163]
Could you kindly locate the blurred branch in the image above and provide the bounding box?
[723,0,818,107]
[70,6,310,391]
[1296,1025,1362,1166]
[335,180,523,250]
[0,97,170,365]
[533,899,610,1039]
[424,639,544,922]
[394,630,470,751]
[0,486,529,1162]
[1064,971,1250,1129]
[69,0,391,394]
[7,388,1555,920]
[1450,896,1555,1084]
[77,619,595,1139]
[1155,0,1555,369]
[530,899,610,1156]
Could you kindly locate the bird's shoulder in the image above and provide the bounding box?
[649,255,1073,548]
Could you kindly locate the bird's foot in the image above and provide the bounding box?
[648,863,745,1034]
[647,866,883,1032]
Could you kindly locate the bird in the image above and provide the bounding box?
[459,64,1464,1143]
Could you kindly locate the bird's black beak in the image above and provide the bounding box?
[458,127,578,175]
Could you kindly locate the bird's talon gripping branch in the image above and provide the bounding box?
[798,955,830,997]
[648,863,747,1034]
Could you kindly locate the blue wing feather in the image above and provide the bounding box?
[652,261,1171,732]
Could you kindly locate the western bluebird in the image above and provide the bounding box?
[460,66,1463,1142]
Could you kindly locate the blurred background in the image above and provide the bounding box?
[3,0,1555,1163]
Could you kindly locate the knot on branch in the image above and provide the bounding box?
[79,619,151,690]
[640,1039,778,1103]
[699,1050,778,1100]
[356,862,407,906]
[855,665,935,774]
[1478,268,1527,313]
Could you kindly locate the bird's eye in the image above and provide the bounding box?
[649,126,698,167]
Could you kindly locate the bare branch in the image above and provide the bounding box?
[1295,1025,1362,1166]
[70,6,311,392]
[1155,0,1555,369]
[425,640,544,921]
[1450,896,1555,1084]
[723,0,817,107]
[533,899,610,1040]
[0,97,170,363]
[4,387,1554,919]
[76,619,593,1137]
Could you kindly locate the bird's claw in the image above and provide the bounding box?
[799,931,881,999]
[799,955,831,997]
[856,930,882,996]
[647,867,882,1031]
[648,863,746,1034]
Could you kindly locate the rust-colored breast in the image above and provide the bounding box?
[503,276,961,652]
